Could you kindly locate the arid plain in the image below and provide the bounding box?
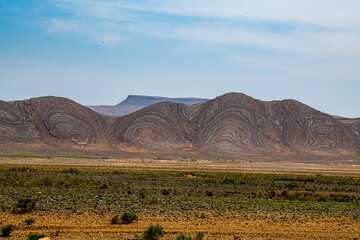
[0,156,359,239]
[1,92,359,239]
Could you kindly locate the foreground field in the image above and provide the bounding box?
[0,157,359,239]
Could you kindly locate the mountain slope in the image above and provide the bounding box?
[87,95,208,116]
[0,93,359,158]
[0,97,111,146]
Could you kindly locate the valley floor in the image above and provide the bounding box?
[0,157,359,239]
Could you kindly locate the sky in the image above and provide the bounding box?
[0,0,359,118]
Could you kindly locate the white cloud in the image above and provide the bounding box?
[45,0,360,86]
[101,0,360,28]
[52,0,136,21]
[48,0,360,55]
[231,54,360,83]
[46,19,126,45]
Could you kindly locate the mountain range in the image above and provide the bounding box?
[0,93,359,160]
[87,95,208,116]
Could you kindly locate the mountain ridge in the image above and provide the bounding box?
[87,95,209,116]
[0,92,359,160]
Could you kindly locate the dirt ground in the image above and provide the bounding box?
[1,157,360,175]
[1,157,360,239]
[1,211,359,240]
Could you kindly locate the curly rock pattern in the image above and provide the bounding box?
[1,97,111,146]
[0,101,37,143]
[111,102,191,148]
[0,93,359,157]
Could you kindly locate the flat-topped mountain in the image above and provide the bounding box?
[88,95,209,116]
[0,93,359,159]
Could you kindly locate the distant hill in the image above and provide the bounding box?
[0,93,359,160]
[87,95,209,116]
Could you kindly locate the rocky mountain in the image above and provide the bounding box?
[0,93,359,159]
[87,95,209,116]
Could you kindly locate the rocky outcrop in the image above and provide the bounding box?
[0,97,111,146]
[0,93,359,157]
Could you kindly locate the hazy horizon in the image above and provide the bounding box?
[1,1,359,117]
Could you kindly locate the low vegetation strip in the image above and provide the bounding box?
[0,163,359,239]
[0,166,359,216]
[0,154,97,159]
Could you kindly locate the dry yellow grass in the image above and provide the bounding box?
[1,212,359,239]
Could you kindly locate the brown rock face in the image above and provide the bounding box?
[111,102,191,149]
[0,97,111,146]
[0,93,359,158]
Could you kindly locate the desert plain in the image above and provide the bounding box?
[0,156,359,239]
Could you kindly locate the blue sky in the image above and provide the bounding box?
[0,0,359,117]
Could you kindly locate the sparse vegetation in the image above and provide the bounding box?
[195,232,205,240]
[27,233,45,240]
[205,191,213,197]
[0,224,15,237]
[0,163,359,238]
[161,189,171,196]
[24,218,35,225]
[142,224,164,240]
[12,198,36,214]
[110,215,119,224]
[120,212,138,224]
[175,233,192,240]
[0,154,96,159]
[175,232,205,240]
[62,168,80,173]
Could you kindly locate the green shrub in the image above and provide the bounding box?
[0,204,9,211]
[12,198,36,213]
[195,232,205,240]
[24,218,35,225]
[175,232,205,240]
[1,224,15,237]
[143,224,164,240]
[161,189,170,196]
[281,190,289,196]
[222,178,235,184]
[139,192,147,199]
[285,182,300,189]
[27,233,45,240]
[111,215,119,224]
[121,212,138,224]
[175,233,192,240]
[205,191,213,197]
[39,176,55,186]
[62,168,79,174]
[267,191,276,199]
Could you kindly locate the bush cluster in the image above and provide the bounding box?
[111,212,138,224]
[142,224,164,240]
[175,232,205,240]
[1,224,15,237]
[27,233,45,240]
[12,198,36,214]
[24,218,35,225]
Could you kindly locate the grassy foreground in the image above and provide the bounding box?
[0,162,359,239]
[0,154,97,159]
